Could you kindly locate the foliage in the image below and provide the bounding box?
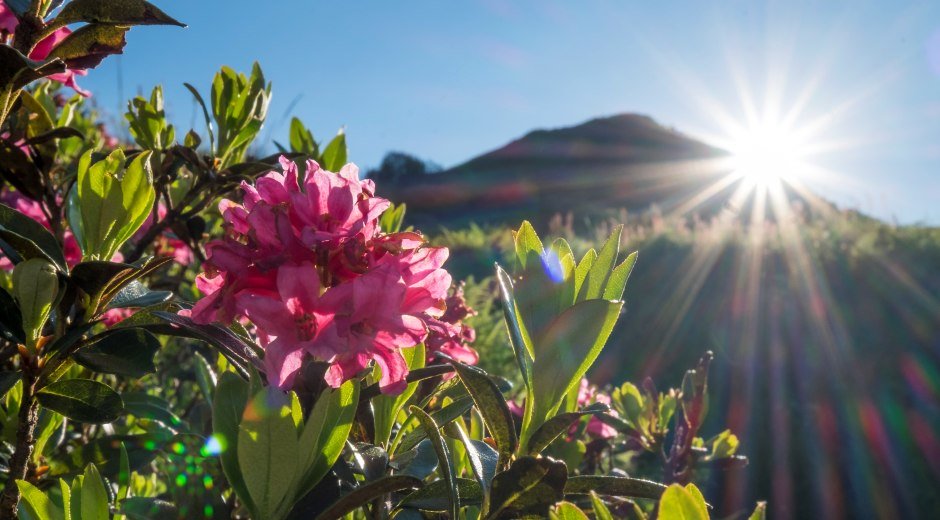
[0,1,765,518]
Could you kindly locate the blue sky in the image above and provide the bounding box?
[80,0,940,224]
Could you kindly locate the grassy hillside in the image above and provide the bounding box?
[375,113,939,517]
[433,212,940,519]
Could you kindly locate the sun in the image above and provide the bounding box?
[728,122,807,186]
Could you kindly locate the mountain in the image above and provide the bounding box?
[380,114,832,229]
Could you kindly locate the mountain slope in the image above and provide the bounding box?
[380,113,830,229]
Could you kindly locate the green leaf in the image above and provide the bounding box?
[193,352,217,402]
[36,379,123,424]
[121,392,182,428]
[75,149,155,261]
[528,299,622,438]
[46,24,129,70]
[402,478,482,511]
[16,479,64,520]
[450,422,497,507]
[52,0,185,29]
[589,492,613,520]
[396,397,474,453]
[12,258,58,349]
[602,251,637,301]
[119,497,179,520]
[0,202,67,270]
[748,502,767,520]
[211,372,253,514]
[374,343,424,446]
[513,221,543,270]
[527,402,608,454]
[237,388,299,519]
[297,380,359,497]
[70,261,135,296]
[410,406,459,519]
[314,475,422,520]
[74,328,160,377]
[320,130,347,171]
[551,502,589,520]
[572,249,595,298]
[487,456,567,519]
[450,362,516,468]
[496,265,532,388]
[658,484,709,520]
[577,225,622,301]
[709,429,739,459]
[564,476,667,500]
[289,117,317,155]
[81,464,110,520]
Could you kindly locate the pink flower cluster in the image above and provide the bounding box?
[424,283,478,366]
[0,5,90,96]
[189,157,476,393]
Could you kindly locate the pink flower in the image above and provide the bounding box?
[424,283,478,366]
[101,307,135,327]
[133,203,194,265]
[0,5,90,96]
[578,379,618,440]
[190,158,467,393]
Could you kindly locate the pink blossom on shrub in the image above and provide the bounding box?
[190,158,468,392]
[0,5,90,97]
[578,378,618,440]
[425,283,478,365]
[134,203,194,265]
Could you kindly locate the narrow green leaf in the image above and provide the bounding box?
[564,476,667,500]
[52,0,185,29]
[577,225,622,301]
[314,475,422,520]
[602,251,637,301]
[589,492,614,520]
[496,265,531,387]
[411,406,459,519]
[748,501,767,520]
[527,402,608,454]
[402,478,482,511]
[450,362,517,468]
[487,456,567,519]
[81,464,110,520]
